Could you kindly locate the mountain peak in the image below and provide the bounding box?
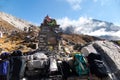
[58,17,120,40]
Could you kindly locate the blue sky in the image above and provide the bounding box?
[0,0,120,25]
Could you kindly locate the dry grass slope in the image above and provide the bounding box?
[61,34,101,45]
[0,18,21,32]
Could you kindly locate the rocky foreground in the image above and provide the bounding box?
[81,40,120,80]
[1,30,120,80]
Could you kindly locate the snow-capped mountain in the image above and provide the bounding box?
[0,12,33,31]
[57,17,120,40]
[1,12,120,40]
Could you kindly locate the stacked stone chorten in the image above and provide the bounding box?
[38,15,61,52]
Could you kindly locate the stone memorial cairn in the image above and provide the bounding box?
[38,15,61,53]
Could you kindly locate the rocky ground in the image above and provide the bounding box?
[1,30,120,79]
[0,32,101,53]
[0,31,39,53]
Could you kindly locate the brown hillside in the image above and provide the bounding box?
[0,18,21,33]
[0,30,39,54]
[61,34,101,45]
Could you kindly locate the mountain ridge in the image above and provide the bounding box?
[58,17,120,40]
[0,11,120,41]
[0,12,34,31]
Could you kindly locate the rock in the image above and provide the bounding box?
[4,39,9,43]
[0,48,3,53]
[0,44,2,46]
[33,52,48,60]
[16,45,25,50]
[73,44,82,50]
[0,31,3,38]
[27,43,37,49]
[24,36,31,43]
[81,40,120,79]
[93,41,120,79]
[81,44,97,56]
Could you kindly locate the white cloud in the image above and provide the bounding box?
[65,0,114,10]
[57,17,120,39]
[89,28,116,36]
[65,0,111,10]
[65,0,82,10]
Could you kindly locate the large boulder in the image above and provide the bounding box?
[93,41,120,80]
[81,40,120,79]
[81,44,97,56]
